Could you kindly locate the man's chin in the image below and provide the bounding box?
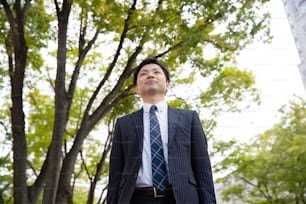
[147,89,168,96]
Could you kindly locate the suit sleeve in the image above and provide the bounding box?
[107,119,124,204]
[191,111,216,203]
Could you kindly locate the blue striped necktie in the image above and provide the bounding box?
[150,105,168,191]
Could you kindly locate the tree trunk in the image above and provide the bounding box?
[8,5,28,204]
[42,0,72,203]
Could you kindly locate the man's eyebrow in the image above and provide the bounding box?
[140,67,160,72]
[139,68,149,72]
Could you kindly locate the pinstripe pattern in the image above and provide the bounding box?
[150,105,168,191]
[107,107,216,204]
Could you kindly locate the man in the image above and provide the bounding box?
[107,58,216,204]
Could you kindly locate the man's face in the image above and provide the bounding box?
[135,63,169,97]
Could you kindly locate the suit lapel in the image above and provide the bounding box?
[131,109,144,151]
[168,107,179,145]
[131,107,178,151]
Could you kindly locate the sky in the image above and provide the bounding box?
[0,0,305,203]
[214,1,306,202]
[214,0,306,143]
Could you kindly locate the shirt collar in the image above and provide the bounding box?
[143,100,167,113]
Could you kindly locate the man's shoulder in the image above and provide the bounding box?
[168,106,196,114]
[117,109,143,121]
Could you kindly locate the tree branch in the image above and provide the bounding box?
[155,41,184,59]
[89,0,166,125]
[54,0,60,14]
[27,160,38,177]
[80,150,92,181]
[22,0,32,23]
[238,176,273,203]
[69,27,100,98]
[86,122,113,204]
[28,149,49,203]
[155,13,220,59]
[1,0,15,29]
[45,68,56,92]
[5,31,14,84]
[78,9,87,52]
[65,26,101,124]
[83,0,138,121]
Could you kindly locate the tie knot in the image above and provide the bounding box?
[150,105,157,113]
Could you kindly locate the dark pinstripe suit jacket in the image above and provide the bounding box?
[107,106,216,204]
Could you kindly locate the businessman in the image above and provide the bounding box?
[107,58,216,204]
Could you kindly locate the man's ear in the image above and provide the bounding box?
[135,85,139,94]
[165,81,170,93]
[166,81,170,89]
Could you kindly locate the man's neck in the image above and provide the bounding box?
[142,95,165,104]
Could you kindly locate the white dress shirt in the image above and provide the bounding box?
[136,100,169,187]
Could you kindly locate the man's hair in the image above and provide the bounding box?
[133,58,170,86]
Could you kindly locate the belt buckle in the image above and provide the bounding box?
[153,187,166,198]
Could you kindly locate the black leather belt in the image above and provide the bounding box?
[133,187,173,198]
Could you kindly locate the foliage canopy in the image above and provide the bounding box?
[0,0,270,203]
[215,97,306,204]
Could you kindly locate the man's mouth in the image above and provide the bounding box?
[145,80,156,84]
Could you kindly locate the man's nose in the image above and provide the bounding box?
[147,72,155,78]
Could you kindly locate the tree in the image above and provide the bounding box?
[215,97,306,204]
[0,0,271,203]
